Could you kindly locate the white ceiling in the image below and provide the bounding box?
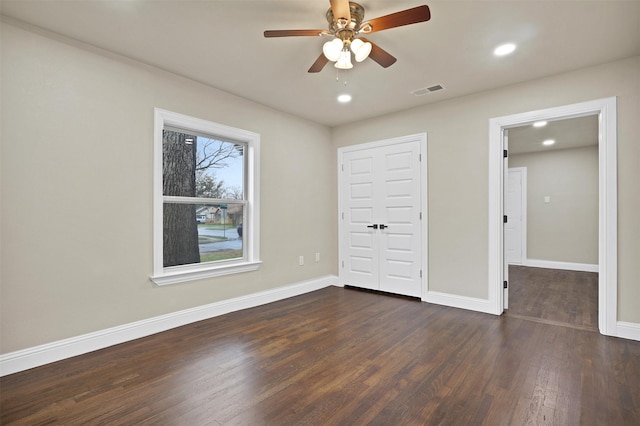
[2,0,639,127]
[508,115,599,155]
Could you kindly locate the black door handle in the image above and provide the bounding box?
[367,224,378,229]
[379,224,387,230]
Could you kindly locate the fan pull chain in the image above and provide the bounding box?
[335,69,349,87]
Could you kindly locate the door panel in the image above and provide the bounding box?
[378,143,422,297]
[350,207,373,223]
[341,140,422,297]
[350,182,374,199]
[343,150,378,290]
[506,168,524,264]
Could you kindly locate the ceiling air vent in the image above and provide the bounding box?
[411,84,445,96]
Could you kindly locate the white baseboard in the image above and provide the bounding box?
[423,291,496,315]
[0,275,339,377]
[423,292,640,342]
[616,321,640,342]
[524,258,598,273]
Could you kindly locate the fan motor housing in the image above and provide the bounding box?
[326,2,366,40]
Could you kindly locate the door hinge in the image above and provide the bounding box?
[419,153,422,162]
[503,281,508,289]
[342,212,344,220]
[341,163,344,172]
[503,149,508,158]
[342,261,344,268]
[503,215,508,223]
[419,212,422,220]
[420,269,423,278]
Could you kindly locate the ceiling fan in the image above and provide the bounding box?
[264,0,431,73]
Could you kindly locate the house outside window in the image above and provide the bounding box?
[152,109,261,285]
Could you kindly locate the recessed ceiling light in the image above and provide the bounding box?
[543,139,555,146]
[337,94,352,103]
[494,43,516,56]
[533,121,547,128]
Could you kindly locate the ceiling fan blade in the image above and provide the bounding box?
[308,54,330,73]
[264,29,326,38]
[363,5,431,34]
[330,0,351,22]
[360,38,397,68]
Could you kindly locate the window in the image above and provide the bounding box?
[152,109,260,285]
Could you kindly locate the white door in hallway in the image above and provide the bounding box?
[506,167,526,265]
[340,137,424,298]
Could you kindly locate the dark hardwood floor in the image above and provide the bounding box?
[507,265,599,331]
[2,286,638,425]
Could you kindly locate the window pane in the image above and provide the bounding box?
[196,137,244,200]
[162,129,244,199]
[163,130,197,197]
[164,203,244,268]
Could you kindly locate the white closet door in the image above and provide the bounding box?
[342,149,379,291]
[341,140,422,297]
[377,142,422,297]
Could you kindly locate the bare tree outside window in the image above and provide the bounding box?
[163,131,199,267]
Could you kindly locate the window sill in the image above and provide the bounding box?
[151,260,262,286]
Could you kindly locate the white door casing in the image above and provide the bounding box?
[339,134,427,299]
[488,97,617,337]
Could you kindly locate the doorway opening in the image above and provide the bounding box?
[488,97,617,336]
[505,115,599,330]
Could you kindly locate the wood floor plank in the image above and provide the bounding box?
[2,286,639,425]
[508,265,598,330]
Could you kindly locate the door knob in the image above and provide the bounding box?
[367,224,378,229]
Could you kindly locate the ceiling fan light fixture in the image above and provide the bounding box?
[323,38,343,61]
[264,2,432,73]
[350,38,372,62]
[335,49,353,69]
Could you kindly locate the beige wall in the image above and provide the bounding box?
[510,146,599,265]
[332,55,640,323]
[0,23,338,353]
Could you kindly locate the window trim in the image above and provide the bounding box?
[151,108,261,285]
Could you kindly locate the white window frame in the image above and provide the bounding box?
[151,108,261,285]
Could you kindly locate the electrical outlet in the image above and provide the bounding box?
[315,252,320,262]
[299,256,304,266]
